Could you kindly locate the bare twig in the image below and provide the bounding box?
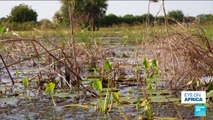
[0,54,14,85]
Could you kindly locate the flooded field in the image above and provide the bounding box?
[0,35,213,120]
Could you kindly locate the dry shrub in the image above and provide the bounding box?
[0,38,111,88]
[144,32,213,89]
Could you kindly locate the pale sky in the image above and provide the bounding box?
[0,1,212,21]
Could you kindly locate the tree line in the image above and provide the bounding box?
[0,3,213,31]
[98,11,213,27]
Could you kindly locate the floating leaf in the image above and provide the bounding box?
[63,104,89,109]
[92,80,102,93]
[45,83,55,95]
[54,93,77,98]
[102,88,119,92]
[154,117,178,120]
[81,79,93,85]
[150,96,180,103]
[22,77,29,88]
[0,97,19,105]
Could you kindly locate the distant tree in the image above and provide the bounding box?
[168,10,184,23]
[52,11,63,24]
[38,19,52,30]
[156,16,165,24]
[98,13,157,27]
[98,14,120,27]
[151,0,158,2]
[197,14,213,24]
[10,4,37,23]
[0,17,8,23]
[183,16,196,23]
[59,1,69,26]
[59,0,108,30]
[138,14,155,24]
[121,14,137,24]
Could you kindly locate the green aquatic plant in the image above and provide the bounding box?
[15,71,19,78]
[103,59,113,112]
[92,79,104,112]
[112,92,119,104]
[92,79,102,94]
[141,99,154,120]
[139,58,159,120]
[143,58,159,92]
[45,82,56,107]
[92,79,111,113]
[128,88,134,96]
[22,77,29,97]
[104,59,112,72]
[92,60,118,113]
[22,77,29,88]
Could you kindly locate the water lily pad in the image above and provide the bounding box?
[0,97,19,106]
[137,90,175,96]
[82,79,93,84]
[150,96,180,103]
[90,100,99,105]
[87,76,102,79]
[54,93,77,98]
[102,88,119,92]
[0,86,6,93]
[120,97,136,104]
[154,117,178,120]
[63,104,89,109]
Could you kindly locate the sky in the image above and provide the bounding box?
[0,1,212,21]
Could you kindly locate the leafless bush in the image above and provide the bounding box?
[144,31,213,89]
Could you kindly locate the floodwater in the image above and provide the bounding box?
[0,37,212,120]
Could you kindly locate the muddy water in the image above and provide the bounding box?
[0,95,212,120]
[0,37,212,120]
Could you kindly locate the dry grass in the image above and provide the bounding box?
[143,30,213,89]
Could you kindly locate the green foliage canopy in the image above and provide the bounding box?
[10,4,38,23]
[58,0,108,30]
[168,10,184,22]
[197,14,213,23]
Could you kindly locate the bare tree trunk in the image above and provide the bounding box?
[68,0,79,89]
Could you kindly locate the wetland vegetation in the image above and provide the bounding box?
[0,0,213,120]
